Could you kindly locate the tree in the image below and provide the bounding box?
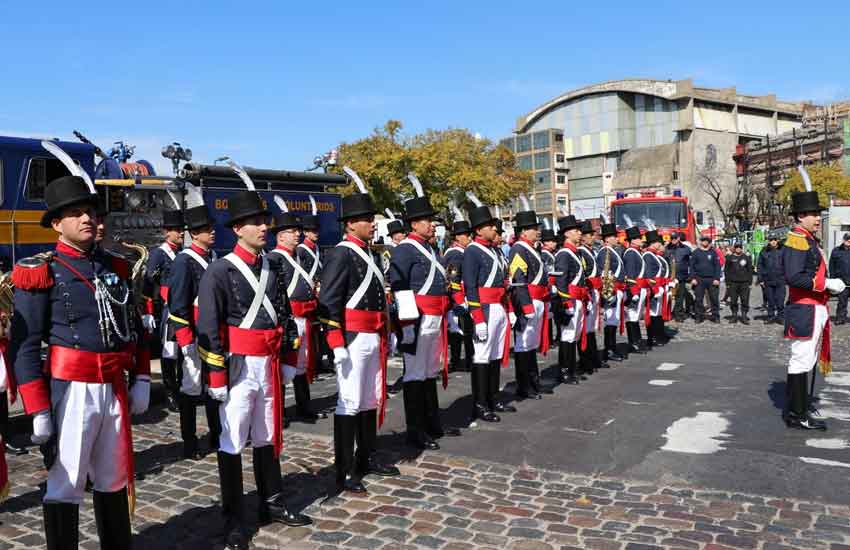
[777,163,850,212]
[334,120,532,217]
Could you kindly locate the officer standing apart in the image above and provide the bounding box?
[553,215,586,385]
[145,209,184,412]
[690,236,721,323]
[828,232,850,324]
[781,181,845,430]
[507,196,548,400]
[724,242,754,324]
[758,234,786,324]
[444,204,473,374]
[666,232,693,321]
[463,193,513,422]
[198,175,311,550]
[596,221,626,362]
[622,226,648,354]
[167,204,222,460]
[11,158,150,549]
[318,167,400,496]
[390,174,457,450]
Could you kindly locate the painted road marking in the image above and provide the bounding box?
[805,438,849,450]
[649,380,675,386]
[800,457,850,469]
[661,412,730,454]
[657,363,682,371]
[825,372,850,386]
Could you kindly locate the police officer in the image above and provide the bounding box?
[268,205,326,422]
[318,172,400,495]
[553,215,585,384]
[390,179,454,450]
[690,236,721,323]
[507,199,548,400]
[198,190,311,549]
[167,205,222,460]
[596,222,625,362]
[781,187,846,430]
[463,195,512,422]
[578,220,605,372]
[444,214,473,373]
[11,173,150,549]
[758,235,785,324]
[622,226,648,354]
[828,233,850,324]
[724,242,754,324]
[666,232,693,321]
[146,210,184,412]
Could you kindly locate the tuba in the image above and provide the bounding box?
[119,240,149,312]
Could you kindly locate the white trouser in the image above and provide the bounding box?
[219,354,275,454]
[560,300,585,343]
[45,382,127,503]
[650,288,664,317]
[604,290,623,327]
[788,304,828,375]
[336,332,381,415]
[294,316,309,376]
[473,303,508,363]
[161,305,178,360]
[180,342,203,396]
[585,289,599,334]
[514,299,544,353]
[403,314,444,382]
[625,289,646,323]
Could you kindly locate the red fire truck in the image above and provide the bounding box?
[610,191,697,243]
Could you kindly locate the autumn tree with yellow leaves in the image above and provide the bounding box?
[778,163,850,211]
[334,120,532,219]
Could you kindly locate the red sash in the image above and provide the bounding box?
[227,326,285,457]
[344,309,389,426]
[788,257,831,371]
[291,299,318,383]
[159,285,169,303]
[49,346,136,515]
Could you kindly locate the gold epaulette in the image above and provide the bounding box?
[785,231,810,251]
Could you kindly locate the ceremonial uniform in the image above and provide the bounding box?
[595,223,626,362]
[319,187,399,495]
[168,233,222,459]
[11,175,149,549]
[690,244,721,322]
[642,231,668,348]
[197,192,309,548]
[622,227,648,353]
[444,234,473,373]
[553,215,585,385]
[577,222,604,373]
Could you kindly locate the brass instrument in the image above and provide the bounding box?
[600,247,616,301]
[0,272,13,339]
[120,240,149,311]
[669,255,677,281]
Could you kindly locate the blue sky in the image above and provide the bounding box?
[1,1,847,175]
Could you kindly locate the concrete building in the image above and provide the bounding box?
[501,78,810,227]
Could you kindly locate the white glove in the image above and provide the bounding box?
[401,324,416,345]
[181,342,197,357]
[670,279,678,288]
[129,376,151,415]
[475,322,488,342]
[32,411,53,445]
[825,278,847,295]
[524,311,535,319]
[282,364,297,384]
[0,355,7,393]
[141,314,156,333]
[333,347,349,366]
[509,312,517,327]
[207,385,228,402]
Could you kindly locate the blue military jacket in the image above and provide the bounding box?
[553,242,585,307]
[268,245,316,304]
[389,233,448,299]
[782,228,828,340]
[442,243,466,307]
[168,244,215,348]
[595,245,624,282]
[145,241,179,302]
[508,238,547,315]
[643,250,661,279]
[462,237,506,325]
[296,238,322,285]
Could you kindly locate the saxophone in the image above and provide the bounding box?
[600,247,616,301]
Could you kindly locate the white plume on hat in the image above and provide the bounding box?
[542,217,552,230]
[623,214,634,228]
[41,141,96,194]
[343,166,369,194]
[384,208,396,220]
[449,200,465,221]
[274,195,289,213]
[466,191,483,207]
[641,216,656,231]
[184,182,205,208]
[407,172,425,197]
[798,164,813,192]
[308,195,318,216]
[518,193,531,211]
[227,159,256,191]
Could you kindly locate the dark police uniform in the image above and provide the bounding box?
[828,242,850,323]
[666,241,693,320]
[758,243,785,321]
[724,249,754,322]
[689,246,721,322]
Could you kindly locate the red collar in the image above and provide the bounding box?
[56,239,92,258]
[233,243,259,265]
[190,243,209,257]
[794,226,814,239]
[562,242,577,252]
[520,237,536,246]
[275,244,295,256]
[345,234,367,248]
[452,240,467,249]
[407,232,427,244]
[474,236,491,247]
[302,238,317,250]
[629,244,642,251]
[166,241,180,251]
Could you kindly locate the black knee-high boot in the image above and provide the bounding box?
[179,394,201,459]
[784,372,827,430]
[589,334,607,369]
[527,351,545,395]
[604,325,624,361]
[514,351,530,398]
[472,364,499,422]
[560,341,579,384]
[403,381,438,450]
[488,360,516,412]
[93,488,132,550]
[43,502,79,550]
[449,332,462,371]
[355,410,399,478]
[217,451,248,549]
[253,445,312,526]
[333,414,364,494]
[205,398,222,452]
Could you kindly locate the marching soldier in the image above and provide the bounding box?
[268,201,326,422]
[643,229,669,348]
[11,171,150,549]
[578,220,605,372]
[146,209,184,412]
[507,197,548,400]
[390,175,456,450]
[623,226,648,354]
[689,236,721,324]
[444,207,473,374]
[463,194,514,423]
[553,215,585,385]
[167,205,222,460]
[318,167,400,496]
[596,221,625,362]
[198,187,311,549]
[781,185,846,430]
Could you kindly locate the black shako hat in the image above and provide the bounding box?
[300,214,320,231]
[580,220,594,234]
[184,205,215,231]
[404,196,439,222]
[226,191,270,227]
[600,223,617,238]
[541,228,557,242]
[270,212,301,232]
[514,210,539,231]
[451,220,472,235]
[339,193,377,222]
[558,215,580,233]
[162,209,185,229]
[644,230,662,244]
[625,226,643,241]
[40,175,100,228]
[790,191,824,215]
[387,219,405,236]
[468,205,497,230]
